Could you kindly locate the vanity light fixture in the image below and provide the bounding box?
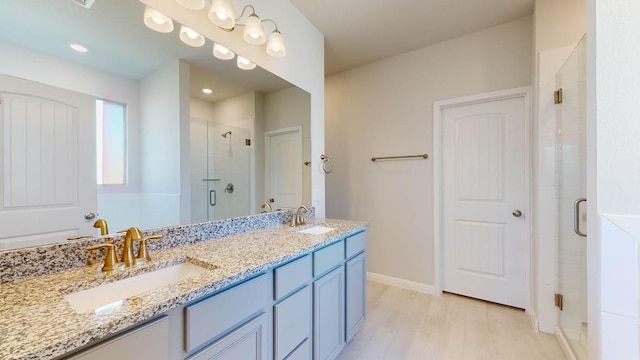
[237,56,256,70]
[243,12,265,45]
[202,1,287,58]
[143,6,174,33]
[213,43,235,60]
[179,25,205,47]
[69,43,88,53]
[266,29,286,57]
[176,0,206,10]
[208,0,236,30]
[202,88,213,94]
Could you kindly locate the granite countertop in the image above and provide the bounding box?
[0,218,368,360]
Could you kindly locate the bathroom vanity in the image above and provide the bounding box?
[0,215,368,360]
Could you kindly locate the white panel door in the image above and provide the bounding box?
[442,96,526,308]
[266,127,302,209]
[0,74,96,249]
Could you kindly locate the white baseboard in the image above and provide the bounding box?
[555,325,578,360]
[367,272,436,295]
[528,309,540,332]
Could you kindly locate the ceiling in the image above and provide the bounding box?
[288,0,535,75]
[0,0,293,102]
[0,0,536,91]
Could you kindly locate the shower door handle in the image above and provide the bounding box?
[574,198,587,237]
[209,190,217,206]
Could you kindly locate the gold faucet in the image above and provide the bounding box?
[260,202,273,213]
[122,227,143,267]
[291,205,310,227]
[122,227,163,267]
[86,243,124,272]
[92,219,109,236]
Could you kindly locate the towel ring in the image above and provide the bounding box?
[320,154,332,174]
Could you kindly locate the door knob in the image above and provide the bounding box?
[512,210,522,218]
[84,212,97,220]
[269,198,275,203]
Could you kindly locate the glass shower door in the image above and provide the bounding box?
[190,120,250,222]
[209,123,250,220]
[555,36,587,359]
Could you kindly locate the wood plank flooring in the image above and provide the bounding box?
[337,281,566,360]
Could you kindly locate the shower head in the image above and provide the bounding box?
[221,131,232,138]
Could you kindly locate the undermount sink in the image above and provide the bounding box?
[64,262,211,314]
[297,226,335,235]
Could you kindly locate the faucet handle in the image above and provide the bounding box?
[136,235,162,264]
[87,243,123,272]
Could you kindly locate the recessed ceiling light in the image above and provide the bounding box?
[202,88,213,94]
[69,43,88,53]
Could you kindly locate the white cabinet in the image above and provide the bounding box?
[64,316,169,360]
[313,266,345,360]
[187,313,268,360]
[345,252,366,342]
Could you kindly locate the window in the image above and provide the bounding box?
[96,99,126,185]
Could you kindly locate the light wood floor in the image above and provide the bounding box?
[337,281,566,360]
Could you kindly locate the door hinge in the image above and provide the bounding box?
[554,88,563,104]
[245,139,251,146]
[554,293,564,311]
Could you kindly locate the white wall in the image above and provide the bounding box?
[137,60,189,228]
[143,0,326,216]
[264,86,312,206]
[588,0,640,358]
[325,17,532,287]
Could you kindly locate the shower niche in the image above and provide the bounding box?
[190,119,250,222]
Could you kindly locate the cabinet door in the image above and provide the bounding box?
[313,266,345,360]
[188,313,268,360]
[65,316,169,360]
[345,253,366,342]
[274,286,311,360]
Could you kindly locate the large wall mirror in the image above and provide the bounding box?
[0,0,311,250]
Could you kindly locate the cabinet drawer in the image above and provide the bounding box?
[345,231,366,259]
[284,339,310,360]
[65,316,169,360]
[313,240,344,276]
[185,274,269,352]
[274,286,311,360]
[274,255,312,300]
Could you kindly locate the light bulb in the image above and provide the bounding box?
[143,6,174,33]
[213,43,235,60]
[69,43,88,53]
[187,30,198,39]
[237,56,256,70]
[208,0,235,29]
[179,25,205,47]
